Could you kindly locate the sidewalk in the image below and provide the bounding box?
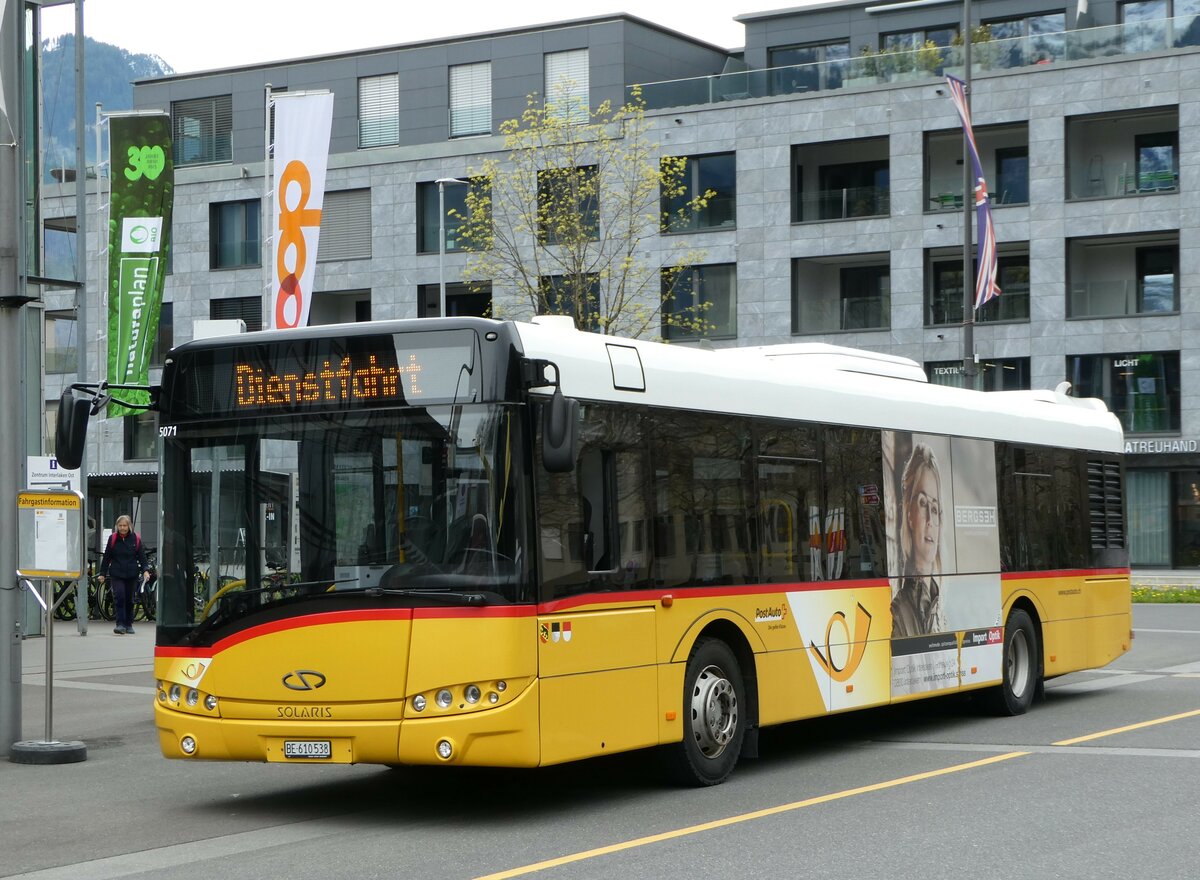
[20,619,155,689]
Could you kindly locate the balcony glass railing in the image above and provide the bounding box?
[1068,280,1178,317]
[796,186,890,222]
[929,285,1031,325]
[633,15,1200,110]
[795,294,891,333]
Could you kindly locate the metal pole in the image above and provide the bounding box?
[0,0,26,757]
[437,180,446,317]
[74,0,89,635]
[962,0,977,388]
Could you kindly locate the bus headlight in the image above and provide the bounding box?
[464,685,481,704]
[186,689,200,707]
[204,695,218,711]
[435,689,453,709]
[436,739,453,760]
[412,694,426,712]
[169,684,181,703]
[180,736,197,755]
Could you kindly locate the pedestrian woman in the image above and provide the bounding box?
[98,515,150,635]
[890,443,947,638]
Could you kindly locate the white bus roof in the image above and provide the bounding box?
[515,317,1124,454]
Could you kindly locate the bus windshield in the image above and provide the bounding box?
[158,403,530,636]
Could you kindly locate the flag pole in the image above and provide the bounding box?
[962,0,976,389]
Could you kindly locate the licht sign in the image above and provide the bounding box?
[270,92,335,330]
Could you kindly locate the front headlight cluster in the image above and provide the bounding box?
[408,678,512,716]
[158,680,220,716]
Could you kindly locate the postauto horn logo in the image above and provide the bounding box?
[808,603,872,682]
[282,669,327,691]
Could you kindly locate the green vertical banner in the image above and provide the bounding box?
[106,114,173,417]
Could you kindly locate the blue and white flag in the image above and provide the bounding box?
[945,75,1001,310]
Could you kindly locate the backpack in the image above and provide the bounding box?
[108,530,142,553]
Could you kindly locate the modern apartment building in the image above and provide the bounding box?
[40,1,1199,565]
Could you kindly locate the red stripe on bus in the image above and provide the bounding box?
[1001,568,1129,581]
[155,608,414,657]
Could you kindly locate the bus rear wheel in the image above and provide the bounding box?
[669,637,745,786]
[985,608,1039,716]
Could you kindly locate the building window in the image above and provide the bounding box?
[1068,236,1178,317]
[1136,245,1178,312]
[768,41,850,93]
[881,26,957,52]
[817,160,889,220]
[792,255,890,334]
[43,216,77,285]
[418,282,492,318]
[662,264,737,341]
[925,358,1031,391]
[449,62,491,137]
[318,189,372,262]
[994,146,1029,204]
[662,153,736,232]
[417,178,489,254]
[209,199,261,269]
[537,166,598,244]
[986,13,1066,65]
[210,296,263,332]
[1120,0,1172,52]
[359,73,400,148]
[124,409,158,461]
[45,312,77,374]
[545,49,589,124]
[1068,351,1181,434]
[1135,131,1179,192]
[172,95,232,166]
[927,253,1030,325]
[838,265,891,330]
[150,302,173,367]
[538,275,600,330]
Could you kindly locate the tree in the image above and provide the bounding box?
[455,85,714,339]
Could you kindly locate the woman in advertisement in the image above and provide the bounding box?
[891,443,948,637]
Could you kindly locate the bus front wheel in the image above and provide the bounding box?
[986,608,1039,716]
[669,637,745,786]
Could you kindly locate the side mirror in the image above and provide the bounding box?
[55,389,92,470]
[541,388,579,473]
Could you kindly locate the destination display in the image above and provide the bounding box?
[162,330,480,420]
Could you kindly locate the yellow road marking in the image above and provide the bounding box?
[1052,708,1200,746]
[475,751,1028,880]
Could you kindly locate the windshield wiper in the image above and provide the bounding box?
[363,587,489,606]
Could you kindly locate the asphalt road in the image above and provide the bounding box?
[3,605,1198,879]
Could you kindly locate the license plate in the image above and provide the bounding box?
[283,740,331,759]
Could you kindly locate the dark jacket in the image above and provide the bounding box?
[100,531,148,581]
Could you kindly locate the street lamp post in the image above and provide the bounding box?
[435,177,467,318]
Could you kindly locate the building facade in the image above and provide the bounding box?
[40,1,1200,565]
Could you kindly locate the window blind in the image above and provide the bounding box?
[210,295,263,332]
[171,95,233,165]
[359,74,400,148]
[544,49,589,123]
[450,62,491,137]
[318,189,372,262]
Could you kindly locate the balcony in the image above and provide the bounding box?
[632,15,1200,111]
[1068,280,1177,318]
[797,186,890,222]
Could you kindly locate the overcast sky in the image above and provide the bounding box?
[39,0,808,73]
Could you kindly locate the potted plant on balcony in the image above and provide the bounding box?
[946,25,995,77]
[846,46,880,87]
[916,40,945,77]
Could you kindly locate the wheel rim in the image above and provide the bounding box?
[1007,628,1031,699]
[689,664,739,759]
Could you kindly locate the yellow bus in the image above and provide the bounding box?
[86,316,1128,784]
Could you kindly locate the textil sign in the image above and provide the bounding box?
[106,113,173,416]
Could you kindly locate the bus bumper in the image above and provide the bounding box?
[154,680,540,767]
